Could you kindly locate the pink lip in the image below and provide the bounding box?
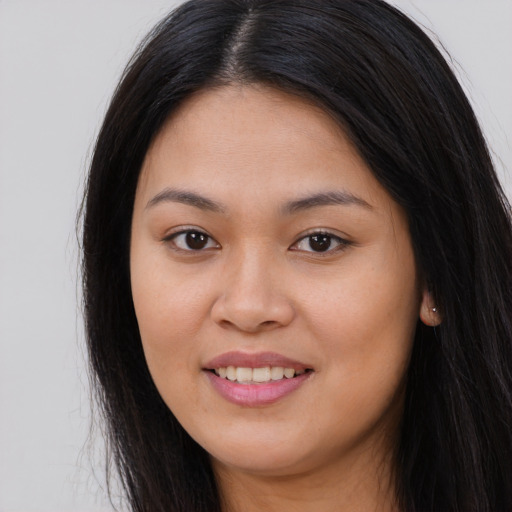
[204,351,311,371]
[205,371,311,407]
[203,351,314,407]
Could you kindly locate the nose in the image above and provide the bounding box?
[210,247,295,333]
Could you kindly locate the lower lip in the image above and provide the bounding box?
[205,371,312,407]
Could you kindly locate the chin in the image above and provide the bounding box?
[205,436,324,477]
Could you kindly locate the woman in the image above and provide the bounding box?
[81,0,512,510]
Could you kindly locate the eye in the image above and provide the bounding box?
[166,229,219,251]
[291,232,350,254]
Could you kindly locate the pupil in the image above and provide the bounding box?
[186,232,208,250]
[309,234,331,252]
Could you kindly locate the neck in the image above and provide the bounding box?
[213,439,399,512]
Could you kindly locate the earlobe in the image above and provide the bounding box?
[419,288,442,326]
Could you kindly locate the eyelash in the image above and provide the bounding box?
[290,231,351,255]
[163,228,220,252]
[163,228,351,255]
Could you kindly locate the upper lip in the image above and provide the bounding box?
[204,351,312,371]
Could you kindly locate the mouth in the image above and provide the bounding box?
[208,366,313,384]
[203,352,314,406]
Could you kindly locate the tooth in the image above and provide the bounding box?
[220,366,302,382]
[284,368,295,379]
[236,367,252,383]
[253,367,271,382]
[226,366,237,381]
[271,367,284,380]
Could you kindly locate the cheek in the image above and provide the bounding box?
[130,264,212,420]
[299,252,419,409]
[130,244,211,379]
[302,263,418,343]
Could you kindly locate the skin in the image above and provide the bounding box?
[130,85,439,512]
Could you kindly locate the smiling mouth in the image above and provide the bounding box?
[204,354,314,405]
[210,366,314,384]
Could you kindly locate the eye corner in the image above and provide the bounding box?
[289,230,352,256]
[163,227,220,253]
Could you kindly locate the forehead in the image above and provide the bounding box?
[137,84,393,213]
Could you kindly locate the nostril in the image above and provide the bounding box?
[210,292,295,333]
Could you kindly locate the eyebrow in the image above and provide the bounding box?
[146,188,226,213]
[282,191,373,214]
[145,187,372,215]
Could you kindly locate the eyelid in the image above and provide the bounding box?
[162,226,220,251]
[160,226,351,254]
[289,229,352,254]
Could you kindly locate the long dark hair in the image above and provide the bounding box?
[81,1,512,510]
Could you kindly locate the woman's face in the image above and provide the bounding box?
[130,85,430,479]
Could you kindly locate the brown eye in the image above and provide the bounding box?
[308,234,332,252]
[291,232,349,254]
[169,230,219,251]
[185,232,209,250]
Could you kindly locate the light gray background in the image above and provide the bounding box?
[0,1,510,511]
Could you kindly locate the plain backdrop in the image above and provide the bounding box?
[0,1,510,511]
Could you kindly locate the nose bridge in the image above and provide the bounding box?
[211,240,294,332]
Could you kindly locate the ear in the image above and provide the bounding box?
[419,287,442,327]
